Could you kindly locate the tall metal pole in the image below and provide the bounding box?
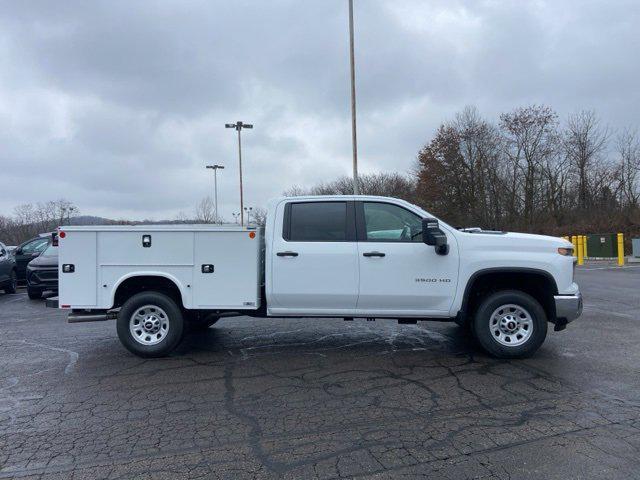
[226,121,252,226]
[348,0,359,195]
[206,165,224,223]
[237,128,244,226]
[213,168,219,222]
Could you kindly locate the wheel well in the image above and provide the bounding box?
[462,270,558,324]
[113,276,184,309]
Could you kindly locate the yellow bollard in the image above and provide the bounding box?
[617,233,624,267]
[571,236,577,257]
[583,235,588,258]
[577,235,584,265]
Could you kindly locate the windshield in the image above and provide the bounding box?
[41,244,58,257]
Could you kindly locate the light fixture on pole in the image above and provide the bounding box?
[205,164,225,223]
[243,206,253,225]
[232,212,240,224]
[225,121,253,226]
[348,0,360,195]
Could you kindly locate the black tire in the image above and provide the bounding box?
[27,287,42,300]
[473,290,547,359]
[117,292,185,358]
[4,270,17,294]
[186,313,220,331]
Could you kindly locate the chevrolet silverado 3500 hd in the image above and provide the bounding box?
[54,196,582,358]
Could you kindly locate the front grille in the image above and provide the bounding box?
[29,268,58,285]
[37,269,58,281]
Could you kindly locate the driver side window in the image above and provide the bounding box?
[362,202,422,242]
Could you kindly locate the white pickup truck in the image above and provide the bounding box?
[54,195,582,359]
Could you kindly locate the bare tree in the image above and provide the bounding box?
[285,172,416,202]
[615,129,640,209]
[194,197,216,223]
[564,110,610,210]
[500,105,560,228]
[251,207,268,227]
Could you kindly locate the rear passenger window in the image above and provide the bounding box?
[287,202,347,242]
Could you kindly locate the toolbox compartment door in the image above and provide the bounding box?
[59,230,97,307]
[193,231,260,309]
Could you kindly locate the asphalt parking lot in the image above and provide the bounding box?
[1,263,639,479]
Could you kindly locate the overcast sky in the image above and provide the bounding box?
[1,0,639,220]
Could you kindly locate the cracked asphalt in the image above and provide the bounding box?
[1,264,640,479]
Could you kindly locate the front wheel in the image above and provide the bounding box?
[27,286,42,299]
[473,290,547,359]
[117,292,185,358]
[4,270,17,294]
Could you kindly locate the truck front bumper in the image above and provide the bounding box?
[554,292,583,324]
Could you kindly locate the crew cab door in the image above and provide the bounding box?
[269,201,359,315]
[355,201,458,316]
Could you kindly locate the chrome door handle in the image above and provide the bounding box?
[363,251,385,257]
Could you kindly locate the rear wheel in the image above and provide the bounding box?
[4,270,17,294]
[27,286,42,299]
[117,292,185,358]
[473,290,547,359]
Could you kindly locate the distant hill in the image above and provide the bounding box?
[67,216,240,226]
[68,215,115,225]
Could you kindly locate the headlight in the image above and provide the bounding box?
[558,247,573,256]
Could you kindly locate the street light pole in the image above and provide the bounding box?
[225,121,253,226]
[205,164,225,222]
[243,206,253,225]
[348,0,359,195]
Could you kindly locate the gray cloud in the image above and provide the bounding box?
[0,0,639,220]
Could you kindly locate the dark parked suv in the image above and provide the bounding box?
[26,243,58,299]
[14,236,50,281]
[0,241,18,294]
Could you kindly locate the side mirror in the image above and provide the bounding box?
[422,218,449,255]
[14,247,23,255]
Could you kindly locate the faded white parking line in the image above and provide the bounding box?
[580,265,640,271]
[0,294,28,304]
[16,340,79,375]
[583,304,636,319]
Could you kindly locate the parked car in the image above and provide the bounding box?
[0,241,18,294]
[26,242,58,299]
[13,236,50,281]
[54,195,582,359]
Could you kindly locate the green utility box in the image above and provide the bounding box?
[586,233,618,257]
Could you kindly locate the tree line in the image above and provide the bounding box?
[0,197,267,245]
[288,105,640,241]
[0,200,78,245]
[2,105,638,245]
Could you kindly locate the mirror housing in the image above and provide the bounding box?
[14,247,23,255]
[422,218,449,255]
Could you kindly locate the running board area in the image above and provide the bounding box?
[68,311,118,323]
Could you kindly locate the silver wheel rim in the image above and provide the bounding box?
[489,304,533,347]
[129,305,170,346]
